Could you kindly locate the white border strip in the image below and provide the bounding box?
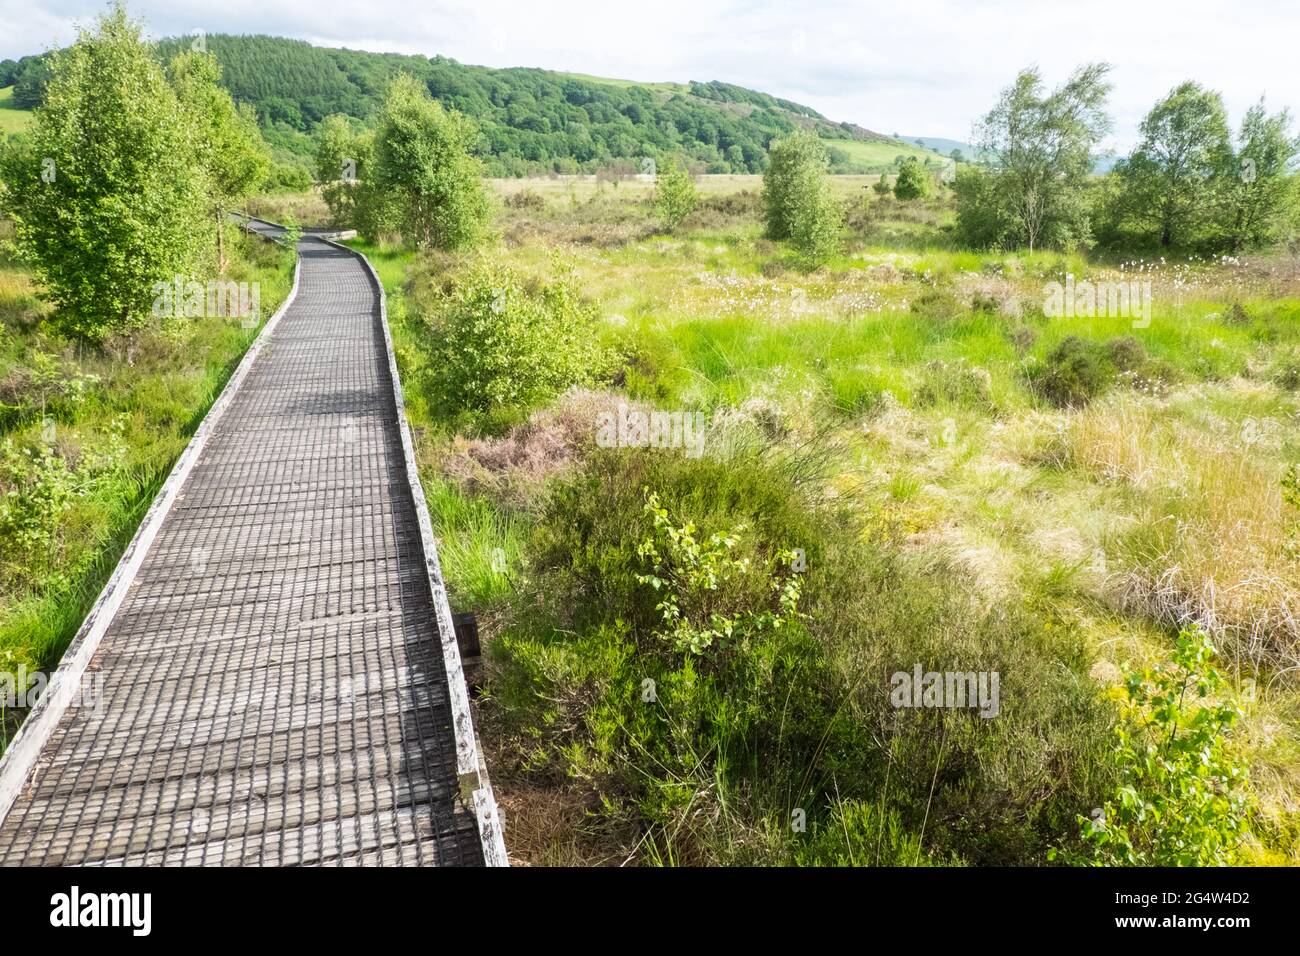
[0,237,301,828]
[248,217,509,867]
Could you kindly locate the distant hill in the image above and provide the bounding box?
[902,133,1120,173]
[821,137,961,174]
[6,35,934,176]
[140,35,907,175]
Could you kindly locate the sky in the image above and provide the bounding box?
[4,0,1298,153]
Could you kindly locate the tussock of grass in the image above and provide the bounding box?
[1064,392,1300,671]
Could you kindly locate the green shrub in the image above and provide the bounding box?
[485,447,1114,865]
[762,131,842,266]
[0,427,124,591]
[1030,336,1115,408]
[424,259,610,417]
[504,188,547,210]
[269,162,312,192]
[636,490,803,656]
[1030,335,1177,407]
[1057,627,1254,866]
[487,449,862,862]
[653,161,697,233]
[892,158,930,200]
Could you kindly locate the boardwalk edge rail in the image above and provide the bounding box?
[252,216,509,867]
[0,246,303,833]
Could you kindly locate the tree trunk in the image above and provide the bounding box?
[216,208,226,274]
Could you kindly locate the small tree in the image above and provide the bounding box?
[1113,82,1231,248]
[893,157,930,200]
[871,173,892,197]
[169,51,270,272]
[316,113,360,225]
[654,159,696,232]
[1217,100,1299,252]
[762,131,842,266]
[0,7,205,339]
[968,64,1112,251]
[372,74,489,250]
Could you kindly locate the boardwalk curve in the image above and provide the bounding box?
[0,221,506,866]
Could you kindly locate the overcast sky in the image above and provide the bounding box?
[4,0,1297,152]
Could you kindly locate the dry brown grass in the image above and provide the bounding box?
[1065,392,1300,673]
[438,388,632,507]
[244,189,332,229]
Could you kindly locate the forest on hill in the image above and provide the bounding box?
[2,34,906,175]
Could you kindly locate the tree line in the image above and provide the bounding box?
[10,34,863,177]
[0,9,270,340]
[955,64,1300,254]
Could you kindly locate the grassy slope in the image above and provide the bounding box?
[0,86,34,136]
[550,71,687,94]
[824,136,953,171]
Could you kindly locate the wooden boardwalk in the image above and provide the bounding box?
[0,221,505,866]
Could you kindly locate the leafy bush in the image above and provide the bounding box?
[424,259,610,417]
[504,188,546,210]
[653,161,697,233]
[268,162,312,192]
[636,491,803,656]
[762,131,842,266]
[372,74,490,250]
[871,174,893,197]
[485,447,1114,865]
[0,428,124,591]
[1030,335,1176,407]
[1059,627,1254,866]
[487,449,861,862]
[892,158,930,200]
[1030,336,1115,408]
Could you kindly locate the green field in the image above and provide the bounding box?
[0,86,34,136]
[822,135,952,172]
[550,71,688,95]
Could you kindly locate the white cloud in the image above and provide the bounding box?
[3,0,1297,150]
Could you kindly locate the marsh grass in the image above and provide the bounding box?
[353,178,1300,863]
